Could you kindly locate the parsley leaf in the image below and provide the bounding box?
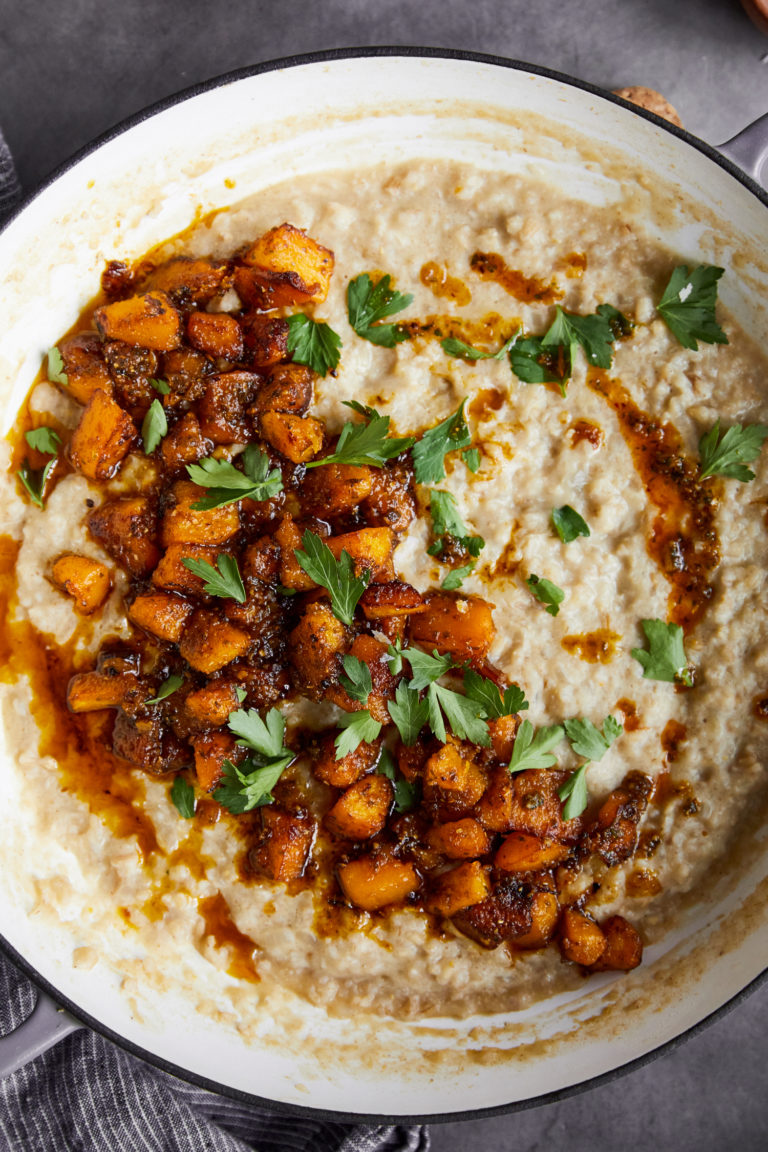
[229,706,290,759]
[525,573,565,616]
[286,312,342,376]
[508,720,565,773]
[305,411,414,469]
[170,776,196,818]
[551,505,591,543]
[412,401,472,485]
[294,529,369,625]
[508,334,566,388]
[214,756,292,814]
[656,264,728,350]
[25,427,61,455]
[334,709,383,759]
[463,669,528,718]
[542,306,617,372]
[342,400,380,420]
[441,333,517,361]
[428,489,485,560]
[347,273,413,347]
[386,636,405,676]
[17,459,56,509]
[442,564,475,589]
[150,377,171,395]
[403,646,454,690]
[698,419,768,482]
[631,619,693,686]
[377,748,420,813]
[142,398,167,455]
[558,764,589,821]
[339,654,373,704]
[146,673,184,705]
[181,553,246,602]
[428,683,490,745]
[47,346,68,386]
[387,680,429,745]
[463,447,481,473]
[564,715,623,761]
[187,446,284,509]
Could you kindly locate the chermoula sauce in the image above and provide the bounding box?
[419,262,472,306]
[561,629,621,664]
[469,251,563,305]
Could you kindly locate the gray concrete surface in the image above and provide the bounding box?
[1,0,767,1147]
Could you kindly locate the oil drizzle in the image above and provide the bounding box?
[197,892,260,983]
[420,262,471,306]
[562,629,621,664]
[588,370,720,631]
[470,251,563,305]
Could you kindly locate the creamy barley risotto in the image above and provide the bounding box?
[2,159,767,1022]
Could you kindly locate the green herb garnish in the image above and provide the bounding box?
[141,398,167,455]
[427,489,485,560]
[564,715,623,761]
[441,564,475,589]
[150,377,171,395]
[656,264,728,350]
[187,445,284,509]
[293,529,369,625]
[286,313,342,376]
[412,401,472,485]
[525,573,565,616]
[213,707,295,813]
[17,459,56,509]
[170,776,196,818]
[558,764,589,821]
[441,333,517,361]
[631,619,693,686]
[462,669,528,718]
[387,680,429,745]
[508,720,565,773]
[377,748,420,813]
[334,709,383,759]
[47,347,68,386]
[305,410,414,469]
[25,427,61,455]
[339,654,373,704]
[347,273,413,347]
[181,553,246,602]
[698,419,768,482]
[146,673,184,705]
[551,505,591,543]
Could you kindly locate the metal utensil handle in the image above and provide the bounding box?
[0,988,83,1078]
[719,112,768,189]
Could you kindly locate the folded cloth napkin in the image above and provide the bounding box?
[0,135,430,1152]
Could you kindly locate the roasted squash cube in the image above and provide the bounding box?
[423,741,487,813]
[160,411,214,473]
[360,580,425,620]
[251,808,315,882]
[127,592,193,643]
[197,371,259,445]
[488,714,519,761]
[179,610,252,674]
[184,680,241,728]
[275,515,319,592]
[67,669,142,712]
[494,832,570,873]
[477,767,582,843]
[513,890,560,950]
[451,875,533,947]
[313,733,381,788]
[288,602,347,696]
[94,291,182,351]
[300,463,373,516]
[241,314,289,367]
[241,223,334,307]
[69,389,137,481]
[253,364,314,415]
[426,817,490,860]
[326,527,395,582]
[559,908,607,967]
[161,480,240,547]
[58,333,113,405]
[260,411,324,464]
[242,536,280,583]
[192,730,239,792]
[87,495,160,577]
[151,543,224,595]
[589,915,643,971]
[426,861,491,918]
[187,312,244,360]
[338,853,419,912]
[50,554,111,614]
[362,459,416,535]
[325,774,393,840]
[409,591,495,663]
[143,257,228,306]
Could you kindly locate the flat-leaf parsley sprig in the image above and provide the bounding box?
[698,419,768,483]
[187,445,284,509]
[656,264,728,351]
[631,619,693,686]
[412,400,472,485]
[214,707,296,814]
[305,407,414,469]
[558,714,623,820]
[294,529,370,625]
[181,553,246,602]
[286,313,342,376]
[347,273,413,347]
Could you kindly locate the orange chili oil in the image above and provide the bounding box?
[753,694,768,721]
[419,261,471,306]
[469,251,563,305]
[561,629,621,664]
[569,419,603,449]
[588,370,720,631]
[615,698,641,733]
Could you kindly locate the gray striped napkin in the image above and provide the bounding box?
[0,136,430,1152]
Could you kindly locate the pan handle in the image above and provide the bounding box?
[718,112,768,189]
[0,988,84,1078]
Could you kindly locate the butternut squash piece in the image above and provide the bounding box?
[187,312,244,360]
[288,602,347,696]
[488,714,519,761]
[360,580,425,619]
[325,774,393,840]
[451,876,533,947]
[241,223,334,307]
[184,680,241,728]
[179,610,252,674]
[275,515,317,592]
[50,554,111,614]
[161,480,240,547]
[127,592,193,643]
[426,817,490,860]
[87,495,160,576]
[409,591,495,662]
[426,861,491,918]
[338,854,419,912]
[260,411,324,464]
[252,808,316,882]
[69,389,137,481]
[476,767,582,843]
[494,832,570,873]
[58,333,112,405]
[160,412,213,472]
[313,733,381,788]
[559,908,606,967]
[67,670,141,712]
[241,314,289,367]
[423,741,487,812]
[197,371,258,445]
[192,730,238,792]
[151,544,224,595]
[301,463,373,516]
[94,291,182,351]
[589,915,643,971]
[253,364,314,415]
[143,257,227,305]
[514,890,560,950]
[326,527,395,581]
